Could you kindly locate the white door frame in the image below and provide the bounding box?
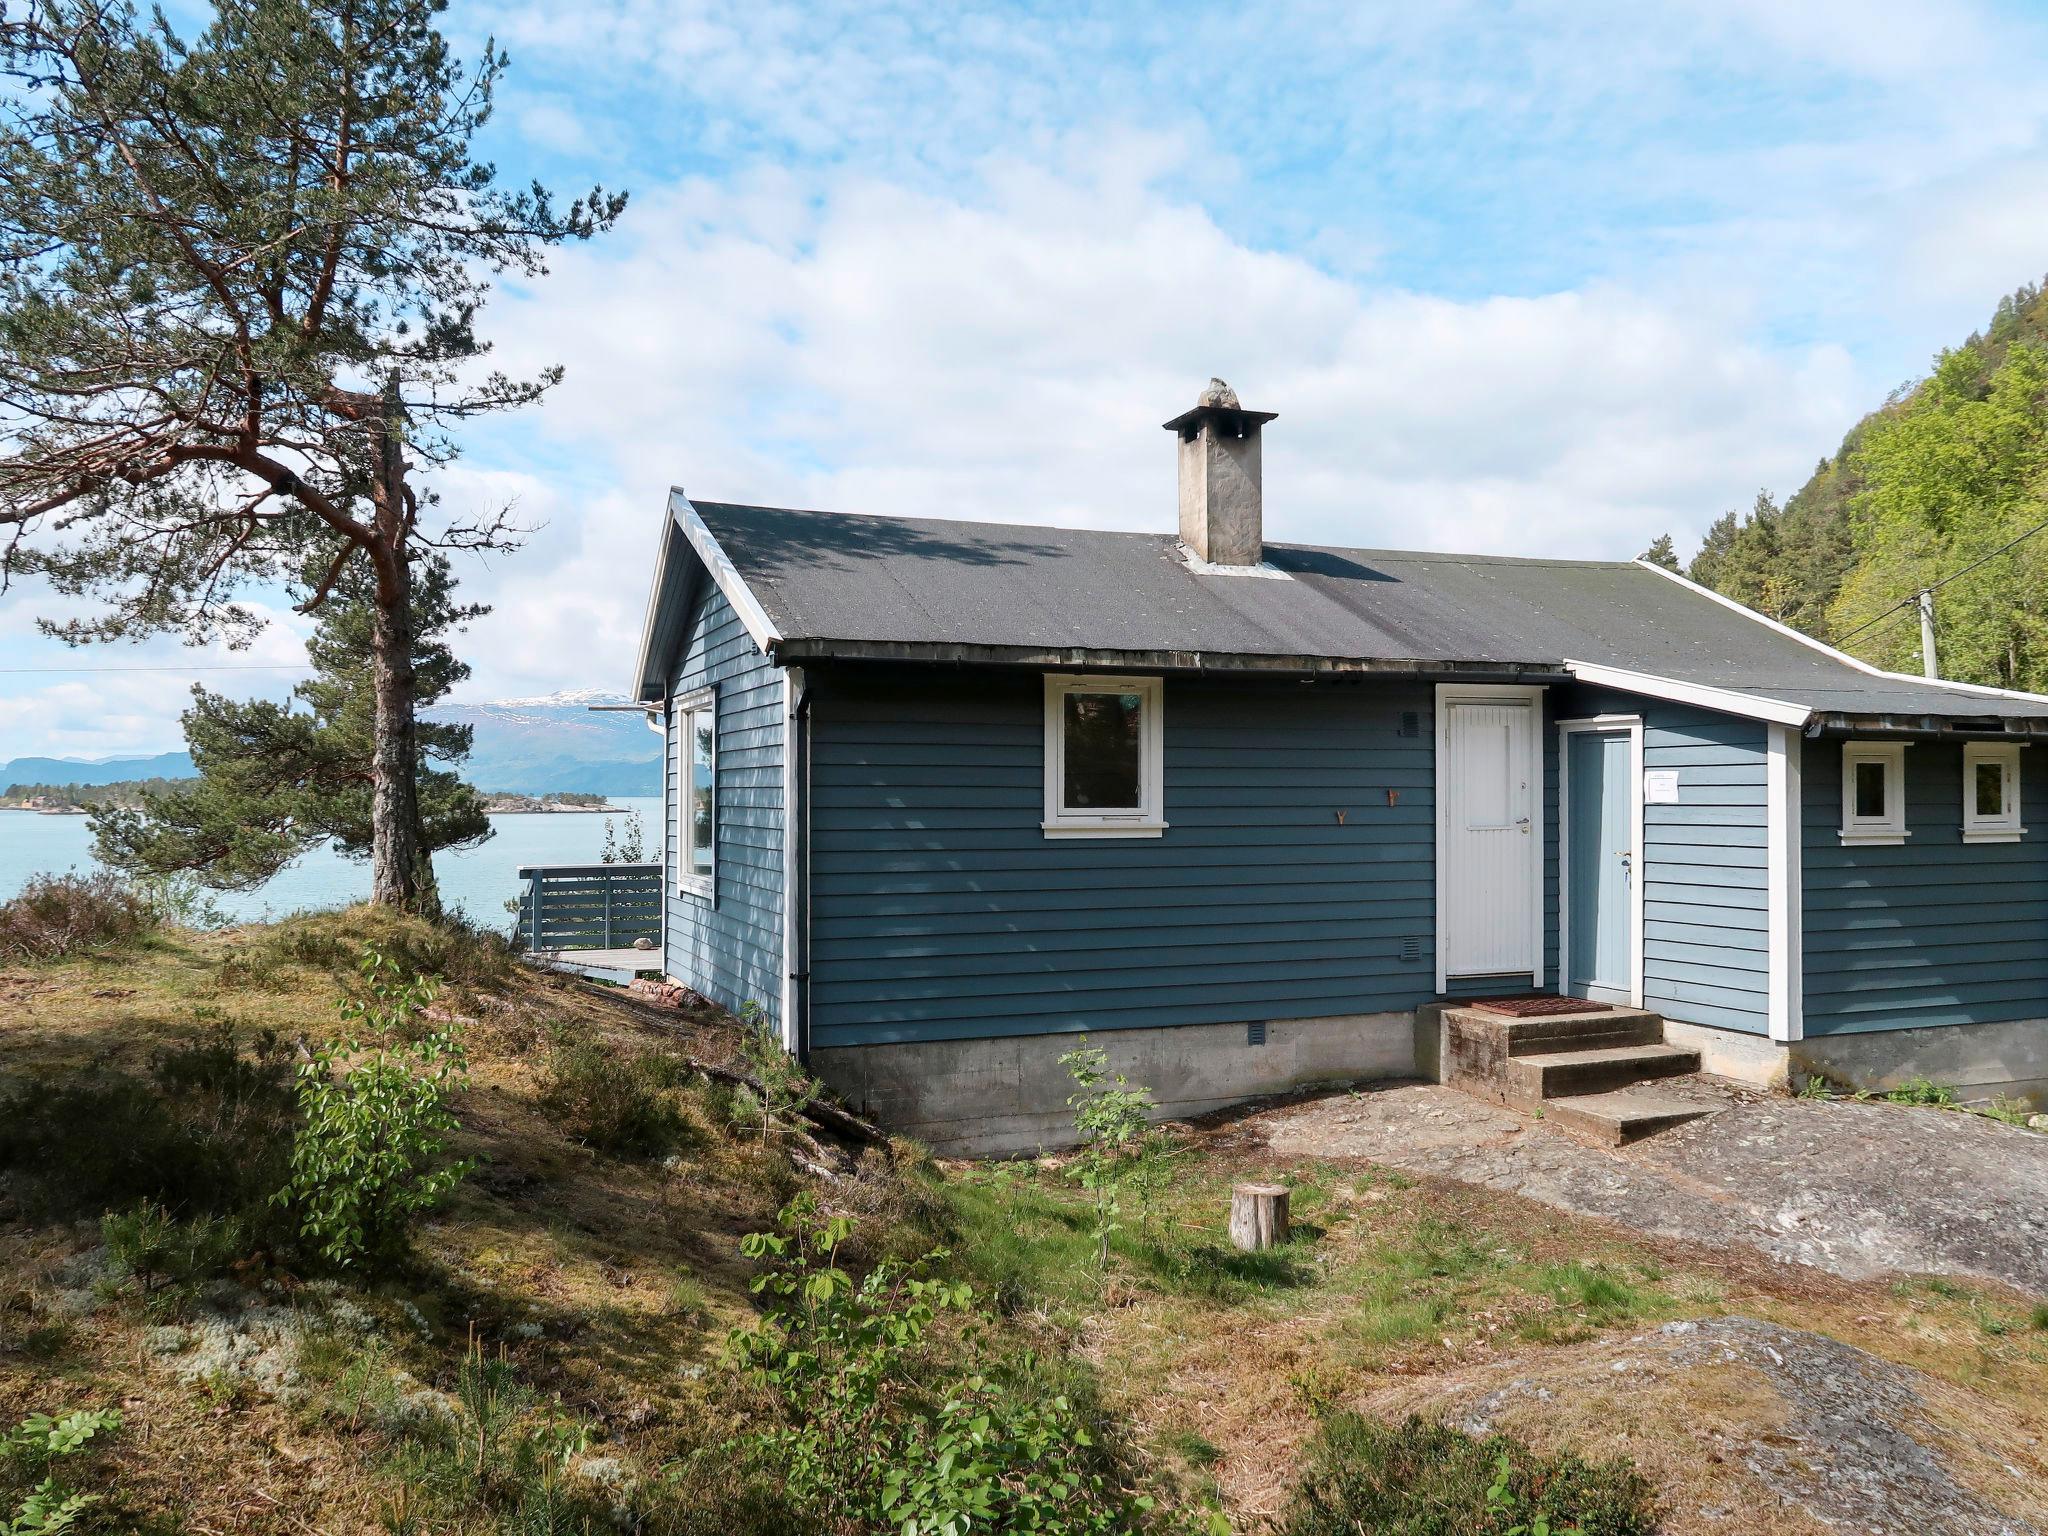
[1557,715,1646,1009]
[1434,683,1547,993]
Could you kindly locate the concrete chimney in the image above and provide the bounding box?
[1163,379,1277,567]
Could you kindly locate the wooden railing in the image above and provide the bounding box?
[515,863,663,953]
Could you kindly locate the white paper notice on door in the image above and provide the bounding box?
[1643,769,1680,804]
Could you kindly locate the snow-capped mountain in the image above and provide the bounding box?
[426,689,662,795]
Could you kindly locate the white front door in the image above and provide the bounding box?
[1439,691,1541,983]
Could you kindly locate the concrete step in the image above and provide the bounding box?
[1543,1089,1716,1146]
[1490,1010,1664,1057]
[1506,1042,1701,1104]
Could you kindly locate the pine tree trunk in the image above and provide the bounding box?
[366,375,439,914]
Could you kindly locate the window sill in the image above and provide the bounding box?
[1963,827,2025,844]
[677,877,714,902]
[1837,829,1908,846]
[1041,821,1167,839]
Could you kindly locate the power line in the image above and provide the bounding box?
[1834,509,2048,647]
[0,662,313,675]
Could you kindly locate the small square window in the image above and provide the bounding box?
[1962,742,2025,844]
[673,687,716,897]
[1043,675,1165,837]
[1839,741,1907,845]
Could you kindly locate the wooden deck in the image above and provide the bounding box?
[526,946,663,982]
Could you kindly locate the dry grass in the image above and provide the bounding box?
[0,908,826,1532]
[4,912,2046,1533]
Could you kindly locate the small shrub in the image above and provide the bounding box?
[538,1041,692,1157]
[0,872,153,961]
[276,947,474,1272]
[2030,1301,2048,1332]
[2,1406,122,1536]
[728,1193,1198,1534]
[1884,1076,1958,1108]
[1061,1039,1160,1267]
[0,1021,295,1244]
[101,1200,251,1313]
[1278,1412,1657,1536]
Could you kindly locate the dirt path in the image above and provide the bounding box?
[1238,1078,2048,1296]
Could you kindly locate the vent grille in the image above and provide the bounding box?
[1399,711,1421,738]
[1246,1021,1267,1046]
[1400,935,1426,962]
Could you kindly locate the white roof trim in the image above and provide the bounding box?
[628,499,685,701]
[629,489,784,698]
[1563,659,1812,727]
[672,490,782,656]
[1632,558,2048,709]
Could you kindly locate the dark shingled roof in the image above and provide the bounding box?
[669,500,2048,727]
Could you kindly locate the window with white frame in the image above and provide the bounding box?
[1962,741,2025,843]
[1839,740,1907,845]
[674,687,716,897]
[1042,674,1165,837]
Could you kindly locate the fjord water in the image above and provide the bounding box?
[0,797,664,928]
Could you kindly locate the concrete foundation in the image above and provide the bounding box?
[1655,1016,2046,1108]
[1660,1019,1789,1090]
[811,1012,1417,1157]
[1791,1017,2048,1108]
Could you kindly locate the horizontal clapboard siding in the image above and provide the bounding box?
[1565,687,1770,1035]
[809,669,1466,1049]
[1801,736,2048,1035]
[663,582,784,1028]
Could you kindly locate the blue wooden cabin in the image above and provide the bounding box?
[629,386,2048,1151]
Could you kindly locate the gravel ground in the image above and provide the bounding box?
[1237,1077,2048,1295]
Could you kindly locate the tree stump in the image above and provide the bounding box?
[1228,1183,1290,1251]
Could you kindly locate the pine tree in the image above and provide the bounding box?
[0,0,622,911]
[89,553,492,890]
[1638,534,1680,571]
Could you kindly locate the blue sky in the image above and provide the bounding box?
[6,0,2048,759]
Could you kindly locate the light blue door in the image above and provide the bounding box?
[1567,730,1633,1003]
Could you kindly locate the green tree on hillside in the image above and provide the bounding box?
[1832,342,2048,686]
[90,553,491,891]
[0,0,622,912]
[1683,277,2048,650]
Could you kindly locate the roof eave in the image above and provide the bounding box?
[770,636,1572,680]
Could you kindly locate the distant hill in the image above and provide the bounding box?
[0,751,194,786]
[426,687,663,795]
[6,687,665,798]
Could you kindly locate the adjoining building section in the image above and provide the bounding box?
[629,383,2048,1152]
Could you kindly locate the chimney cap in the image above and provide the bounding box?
[1162,377,1277,440]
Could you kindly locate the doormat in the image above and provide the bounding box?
[1464,995,1615,1018]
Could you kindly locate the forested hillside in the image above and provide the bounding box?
[1663,278,2048,688]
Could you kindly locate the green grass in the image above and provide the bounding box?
[1277,1412,1658,1536]
[939,1160,1325,1310]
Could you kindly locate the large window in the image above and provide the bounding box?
[1962,741,2025,843]
[1839,741,1907,845]
[674,687,716,897]
[1042,674,1165,837]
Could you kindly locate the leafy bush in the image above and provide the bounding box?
[1278,1412,1658,1536]
[0,1020,296,1243]
[2,1406,121,1535]
[0,872,153,961]
[275,947,474,1272]
[1061,1039,1166,1267]
[538,1040,694,1157]
[728,1193,1207,1535]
